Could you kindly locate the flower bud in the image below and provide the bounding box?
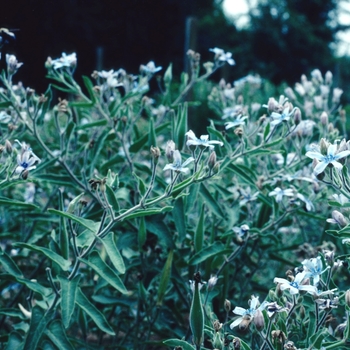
[284,341,297,350]
[293,108,301,125]
[325,71,333,85]
[166,140,175,163]
[253,309,265,331]
[208,151,217,170]
[267,97,278,113]
[345,290,350,308]
[150,146,161,165]
[21,170,29,180]
[232,338,241,349]
[5,140,12,154]
[320,138,328,155]
[224,299,231,312]
[284,87,296,100]
[331,210,347,227]
[320,111,328,126]
[332,88,343,104]
[208,275,218,290]
[234,127,243,138]
[163,63,172,85]
[238,315,252,332]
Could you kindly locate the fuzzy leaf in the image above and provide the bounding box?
[75,288,115,335]
[156,250,173,306]
[0,251,23,277]
[45,319,75,350]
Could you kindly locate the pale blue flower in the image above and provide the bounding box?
[230,295,267,329]
[268,187,294,203]
[185,130,223,149]
[222,106,244,119]
[51,52,77,70]
[225,115,247,130]
[274,271,317,295]
[210,47,235,65]
[163,150,194,174]
[296,193,315,212]
[302,256,329,286]
[140,61,162,74]
[270,106,296,126]
[305,144,350,175]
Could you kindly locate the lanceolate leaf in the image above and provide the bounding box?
[58,274,81,328]
[75,288,115,335]
[47,209,100,233]
[157,250,173,306]
[0,251,23,277]
[79,251,128,294]
[163,339,195,350]
[188,242,231,265]
[98,232,125,274]
[199,184,225,218]
[0,198,39,210]
[23,306,54,350]
[45,319,75,350]
[13,243,71,271]
[120,206,173,220]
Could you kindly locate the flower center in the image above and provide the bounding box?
[21,162,29,168]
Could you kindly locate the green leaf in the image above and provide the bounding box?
[199,183,225,218]
[105,184,120,213]
[14,243,71,271]
[79,251,128,294]
[82,75,97,104]
[76,119,108,130]
[173,197,186,241]
[194,204,205,253]
[48,209,100,233]
[175,103,188,150]
[75,288,115,335]
[120,206,173,220]
[58,275,81,328]
[163,339,195,350]
[98,232,125,274]
[45,319,75,350]
[148,116,157,148]
[133,172,146,197]
[0,274,51,297]
[0,251,23,277]
[263,122,270,141]
[23,306,54,350]
[4,331,23,350]
[58,190,69,260]
[189,242,231,265]
[129,122,170,153]
[138,217,147,250]
[157,250,173,306]
[226,163,257,186]
[0,308,26,319]
[0,198,39,210]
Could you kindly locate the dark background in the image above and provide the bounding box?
[0,0,346,93]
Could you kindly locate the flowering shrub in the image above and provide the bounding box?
[0,46,349,350]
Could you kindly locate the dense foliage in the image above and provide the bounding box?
[0,44,349,350]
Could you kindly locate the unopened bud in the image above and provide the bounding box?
[5,140,12,154]
[284,341,297,350]
[21,170,29,180]
[224,299,231,312]
[253,309,265,331]
[232,338,241,349]
[208,275,218,290]
[340,109,346,120]
[208,151,217,170]
[320,111,328,126]
[150,146,161,164]
[212,162,220,175]
[284,87,296,100]
[293,108,301,125]
[271,330,287,343]
[213,320,223,332]
[328,122,334,133]
[331,210,347,227]
[320,138,328,155]
[345,290,350,308]
[325,71,333,85]
[267,97,277,113]
[166,140,175,163]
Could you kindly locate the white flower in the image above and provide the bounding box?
[222,106,244,119]
[97,70,122,88]
[230,295,266,329]
[225,115,247,130]
[302,256,329,286]
[274,271,317,295]
[15,141,41,175]
[209,47,235,65]
[6,54,23,73]
[268,187,294,203]
[140,61,162,74]
[305,143,350,175]
[51,52,77,70]
[296,193,315,212]
[270,106,296,126]
[185,130,223,149]
[163,150,194,174]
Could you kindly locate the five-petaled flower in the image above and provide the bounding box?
[230,295,266,329]
[163,150,194,174]
[268,187,294,203]
[15,141,41,175]
[209,47,235,65]
[270,106,297,126]
[140,61,162,74]
[274,271,317,295]
[302,256,329,286]
[186,130,223,150]
[305,143,350,175]
[225,115,248,130]
[51,52,77,70]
